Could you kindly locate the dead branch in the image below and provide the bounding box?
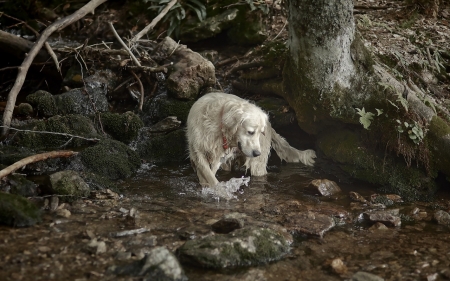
[130,71,145,111]
[108,22,141,67]
[1,0,108,137]
[44,42,61,73]
[2,126,100,142]
[125,64,170,73]
[0,150,78,179]
[130,0,178,44]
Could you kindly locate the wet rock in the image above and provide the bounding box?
[55,208,71,218]
[309,179,341,196]
[433,210,450,226]
[80,139,141,180]
[157,37,216,100]
[62,65,84,88]
[180,9,239,43]
[143,93,195,125]
[363,209,401,227]
[146,116,181,133]
[199,50,219,64]
[177,227,290,268]
[113,246,187,281]
[211,212,247,234]
[330,258,347,274]
[87,238,107,254]
[227,10,267,46]
[90,189,120,200]
[369,222,388,230]
[351,271,384,281]
[283,211,336,237]
[13,114,100,149]
[349,191,368,203]
[0,193,42,227]
[370,194,396,206]
[49,170,90,200]
[99,111,144,144]
[26,90,58,117]
[135,129,187,163]
[0,174,38,197]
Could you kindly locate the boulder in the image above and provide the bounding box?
[0,193,41,227]
[49,170,90,200]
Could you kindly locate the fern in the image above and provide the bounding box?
[356,108,375,130]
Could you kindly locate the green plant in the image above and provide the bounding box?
[145,0,206,38]
[356,107,383,130]
[396,119,424,145]
[244,0,270,14]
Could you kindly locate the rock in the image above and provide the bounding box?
[309,179,341,196]
[211,212,247,234]
[87,238,107,254]
[26,90,58,117]
[16,103,33,116]
[0,193,42,227]
[330,258,347,274]
[157,37,216,100]
[351,271,384,281]
[113,247,187,281]
[146,116,181,133]
[135,129,187,163]
[110,228,150,238]
[99,111,144,143]
[180,9,239,42]
[227,10,267,45]
[349,191,368,203]
[434,210,450,226]
[369,222,388,230]
[283,212,336,237]
[80,139,141,180]
[0,174,38,197]
[143,93,195,125]
[55,209,71,218]
[363,209,401,227]
[177,227,290,268]
[49,170,90,200]
[62,65,84,88]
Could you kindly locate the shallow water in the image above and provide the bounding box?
[1,160,450,281]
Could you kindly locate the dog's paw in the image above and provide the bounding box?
[299,149,316,166]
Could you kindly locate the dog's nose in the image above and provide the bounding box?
[252,150,261,157]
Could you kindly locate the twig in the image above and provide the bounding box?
[1,126,100,142]
[125,64,170,73]
[130,0,178,43]
[272,20,287,41]
[0,150,78,179]
[130,70,145,111]
[1,0,108,137]
[44,42,61,73]
[108,22,141,67]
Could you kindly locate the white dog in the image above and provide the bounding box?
[186,92,316,187]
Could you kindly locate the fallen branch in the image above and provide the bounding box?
[1,126,100,142]
[130,0,178,43]
[108,22,141,67]
[1,0,108,137]
[130,70,145,111]
[125,64,170,73]
[0,150,78,179]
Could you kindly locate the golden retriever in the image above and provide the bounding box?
[187,92,316,187]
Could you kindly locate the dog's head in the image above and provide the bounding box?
[222,101,268,158]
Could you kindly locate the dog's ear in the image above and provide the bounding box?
[221,100,244,135]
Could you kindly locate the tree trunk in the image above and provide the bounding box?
[282,0,450,200]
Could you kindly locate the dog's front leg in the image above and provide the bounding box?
[194,154,219,187]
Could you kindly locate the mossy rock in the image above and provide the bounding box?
[227,10,267,46]
[26,90,58,117]
[177,227,290,268]
[54,87,109,115]
[0,174,38,197]
[137,129,187,163]
[100,111,144,143]
[256,98,297,129]
[0,193,41,227]
[143,94,195,125]
[14,114,99,149]
[317,129,437,201]
[16,103,34,116]
[49,170,90,201]
[80,139,140,180]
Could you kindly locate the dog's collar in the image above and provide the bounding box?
[220,107,228,150]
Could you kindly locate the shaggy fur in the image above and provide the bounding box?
[187,92,316,187]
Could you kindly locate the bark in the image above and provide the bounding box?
[0,30,51,63]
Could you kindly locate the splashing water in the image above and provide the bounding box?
[201,177,251,201]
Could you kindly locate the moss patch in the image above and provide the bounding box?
[0,193,41,227]
[100,111,144,143]
[80,139,140,180]
[26,90,58,117]
[143,94,195,125]
[137,129,187,163]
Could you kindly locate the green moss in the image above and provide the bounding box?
[26,90,58,117]
[50,170,90,202]
[81,139,140,180]
[427,115,450,176]
[0,193,41,227]
[144,95,195,125]
[138,129,187,163]
[16,103,33,116]
[100,111,144,144]
[318,129,437,201]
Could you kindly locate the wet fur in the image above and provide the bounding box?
[186,92,316,187]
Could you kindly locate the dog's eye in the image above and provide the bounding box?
[248,131,255,135]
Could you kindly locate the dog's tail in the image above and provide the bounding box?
[270,127,316,166]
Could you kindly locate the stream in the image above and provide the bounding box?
[1,155,450,281]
